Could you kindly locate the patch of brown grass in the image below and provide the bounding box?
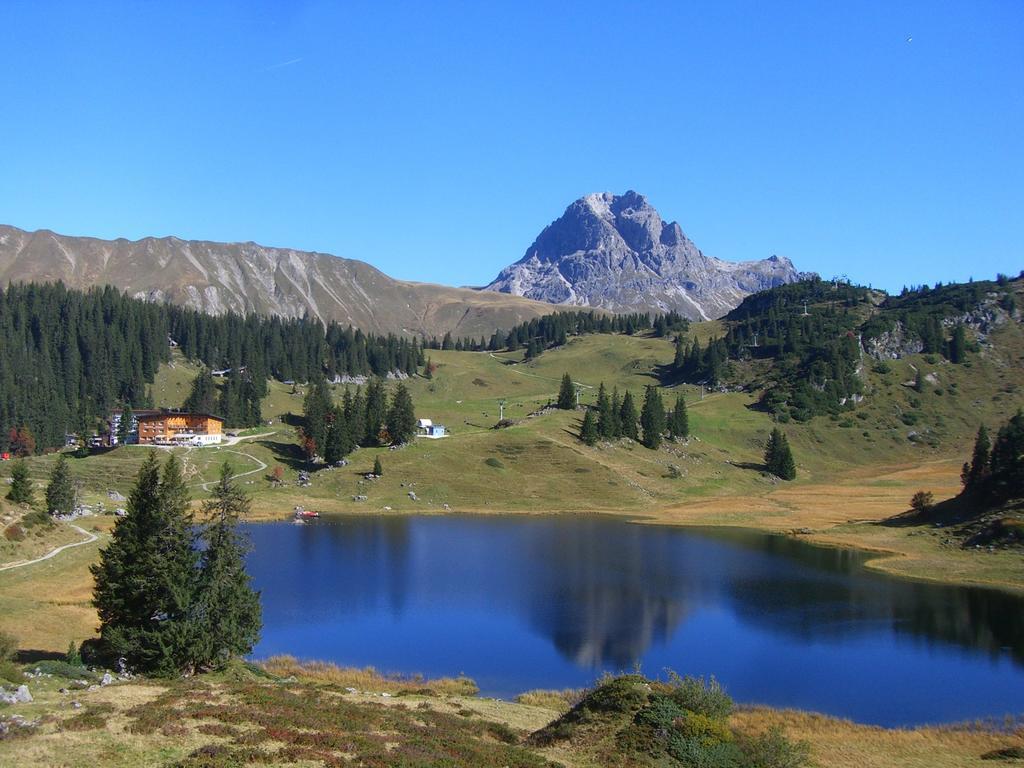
[732,706,1024,768]
[258,654,480,696]
[515,688,585,716]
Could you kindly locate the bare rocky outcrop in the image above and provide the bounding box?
[484,191,807,320]
[864,322,924,360]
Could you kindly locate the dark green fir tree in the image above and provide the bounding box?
[192,463,262,670]
[557,373,575,410]
[387,383,417,444]
[6,459,33,505]
[45,453,76,516]
[579,408,598,446]
[640,385,666,449]
[619,391,639,441]
[668,392,689,439]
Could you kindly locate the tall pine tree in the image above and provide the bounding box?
[192,463,262,670]
[579,408,598,446]
[387,383,417,444]
[640,386,666,449]
[91,452,200,674]
[45,453,76,516]
[668,392,689,439]
[557,373,576,410]
[6,459,33,505]
[619,391,639,441]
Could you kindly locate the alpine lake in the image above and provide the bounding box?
[244,514,1024,727]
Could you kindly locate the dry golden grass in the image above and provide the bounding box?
[733,706,1024,768]
[515,688,585,716]
[258,654,480,696]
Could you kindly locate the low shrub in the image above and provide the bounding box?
[0,632,16,662]
[2,524,25,542]
[484,457,505,469]
[32,659,100,681]
[667,674,733,720]
[0,660,23,684]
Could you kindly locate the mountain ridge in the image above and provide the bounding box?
[0,224,556,339]
[484,190,808,319]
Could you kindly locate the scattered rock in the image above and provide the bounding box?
[14,685,31,703]
[100,672,113,686]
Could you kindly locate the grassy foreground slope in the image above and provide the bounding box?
[1,661,1021,768]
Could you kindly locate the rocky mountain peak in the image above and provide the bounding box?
[484,191,804,320]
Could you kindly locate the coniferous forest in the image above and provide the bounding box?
[0,282,424,453]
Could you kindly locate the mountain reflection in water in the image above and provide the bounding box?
[245,515,1024,725]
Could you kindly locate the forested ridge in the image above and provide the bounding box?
[0,282,425,453]
[672,274,1022,421]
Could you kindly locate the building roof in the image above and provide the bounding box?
[417,418,433,428]
[134,409,225,423]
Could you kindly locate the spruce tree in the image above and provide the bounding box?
[184,369,218,414]
[152,454,202,673]
[609,388,623,438]
[764,429,779,473]
[579,409,598,446]
[386,383,417,444]
[673,335,686,370]
[595,383,613,438]
[373,455,383,476]
[117,404,133,445]
[989,410,1024,501]
[45,453,76,516]
[775,432,797,480]
[965,425,990,492]
[619,391,639,441]
[322,407,348,465]
[364,379,387,446]
[192,463,261,670]
[6,459,33,505]
[91,452,201,674]
[302,378,333,458]
[764,427,796,480]
[669,392,689,439]
[640,386,666,450]
[948,325,967,364]
[557,373,575,410]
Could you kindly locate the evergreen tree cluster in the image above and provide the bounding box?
[299,379,417,464]
[170,309,424,385]
[0,283,167,455]
[0,282,425,453]
[674,274,1019,423]
[763,428,797,480]
[91,454,261,674]
[183,369,263,428]
[961,413,1024,504]
[425,309,687,361]
[582,383,688,448]
[673,334,733,385]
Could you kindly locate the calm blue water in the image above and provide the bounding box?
[244,515,1024,726]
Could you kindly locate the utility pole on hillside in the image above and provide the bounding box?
[498,399,505,421]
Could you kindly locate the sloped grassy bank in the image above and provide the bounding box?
[2,657,1023,768]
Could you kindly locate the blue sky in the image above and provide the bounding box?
[1,1,1021,291]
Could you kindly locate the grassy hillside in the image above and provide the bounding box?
[5,304,1024,571]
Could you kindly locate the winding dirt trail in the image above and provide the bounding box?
[0,524,98,572]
